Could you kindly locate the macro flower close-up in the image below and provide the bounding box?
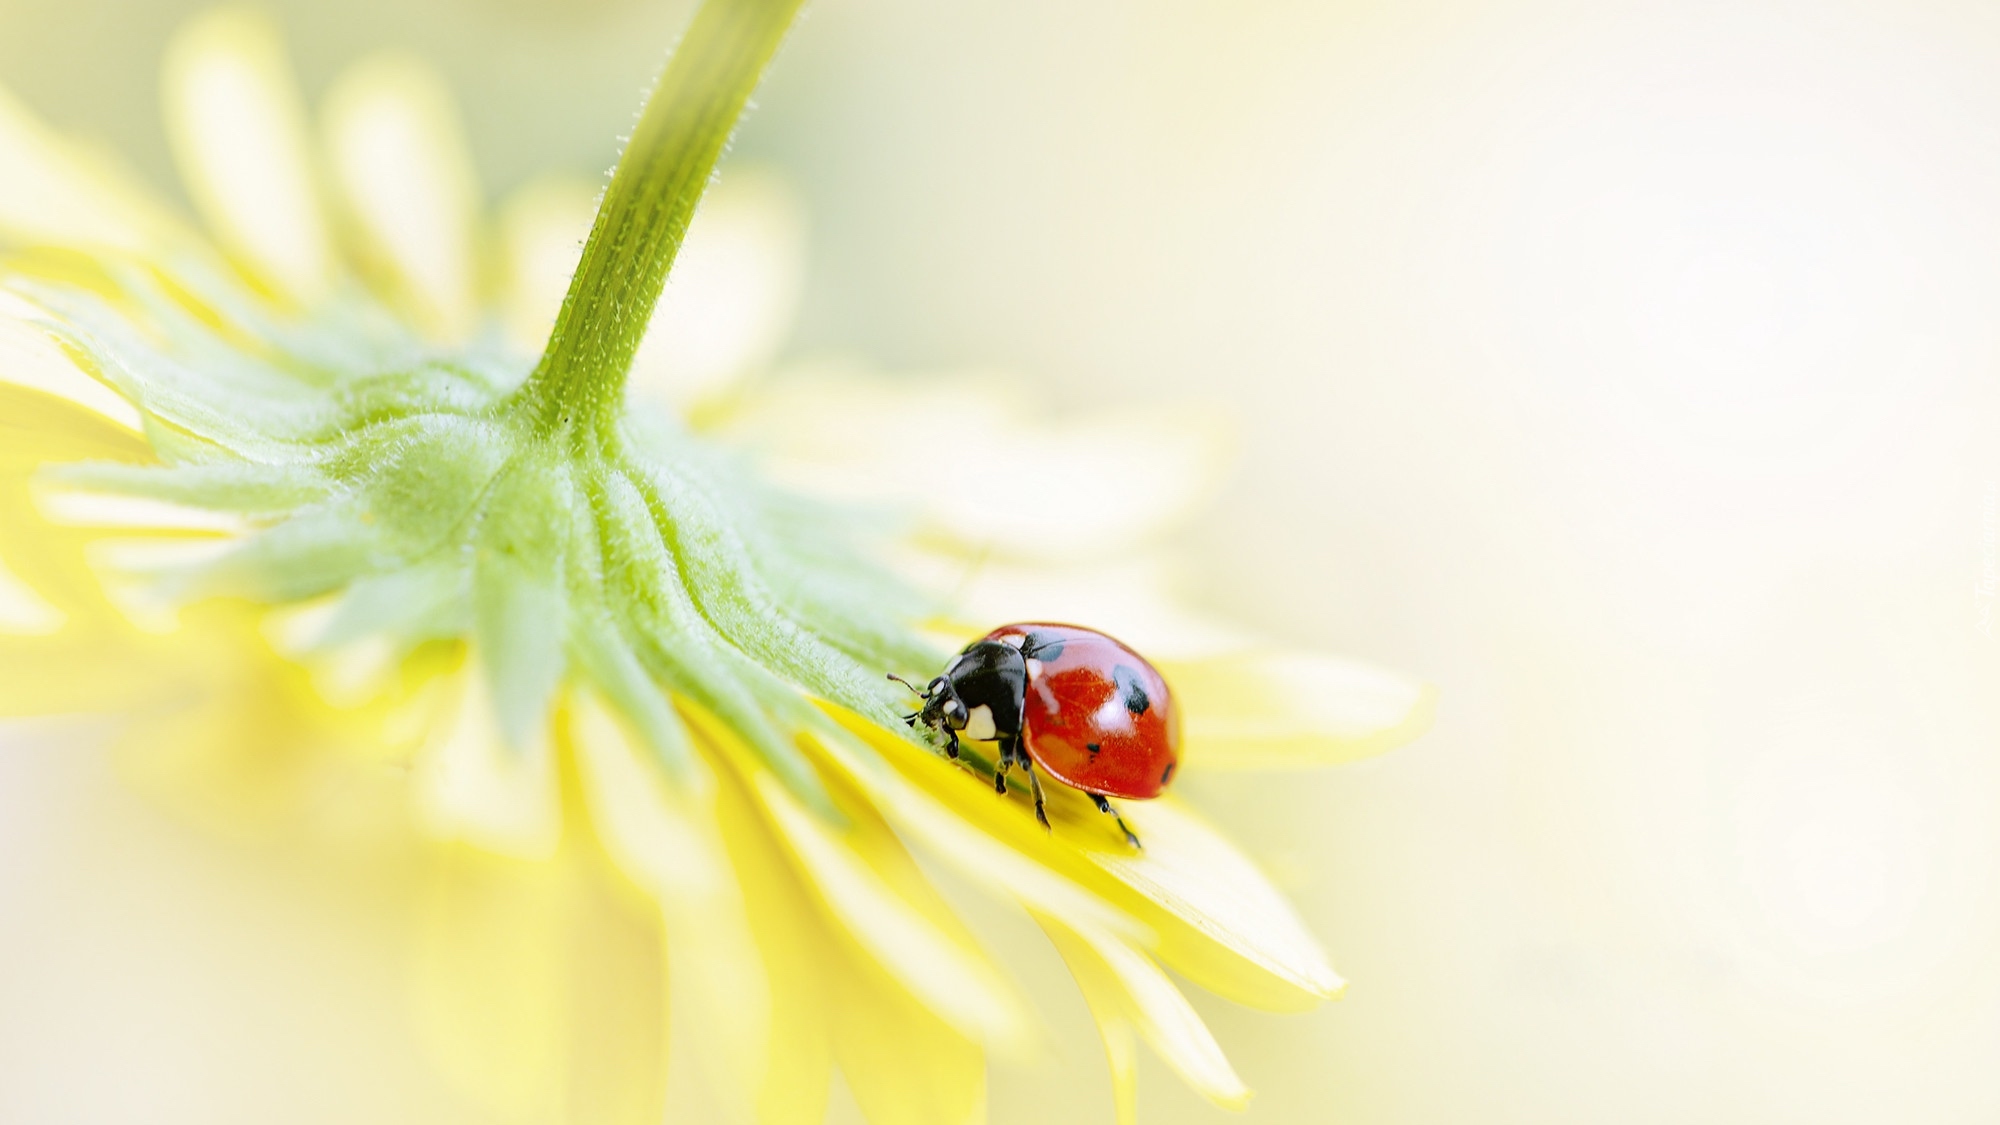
[9,0,1999,1122]
[0,3,1434,1122]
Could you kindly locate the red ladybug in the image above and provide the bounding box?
[892,623,1180,848]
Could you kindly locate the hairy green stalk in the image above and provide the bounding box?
[514,0,807,437]
[23,0,935,814]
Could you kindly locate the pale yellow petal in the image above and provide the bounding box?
[1160,650,1437,769]
[745,759,1028,1050]
[831,937,989,1125]
[1102,1015,1140,1125]
[263,599,405,710]
[33,470,249,636]
[0,85,177,253]
[413,658,561,860]
[308,633,404,711]
[807,712,1148,943]
[704,727,835,1125]
[1041,918,1142,1125]
[1041,915,1251,1112]
[78,536,236,633]
[0,299,142,433]
[97,604,406,832]
[715,371,1227,559]
[672,706,1033,1054]
[33,483,251,534]
[0,385,150,471]
[1089,796,1345,1011]
[415,842,667,1125]
[631,168,805,410]
[0,405,147,636]
[323,52,481,339]
[0,552,63,635]
[163,7,334,304]
[416,849,568,1116]
[824,708,1340,1012]
[0,634,152,718]
[496,175,596,353]
[571,693,777,1124]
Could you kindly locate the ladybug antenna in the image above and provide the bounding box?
[886,672,929,699]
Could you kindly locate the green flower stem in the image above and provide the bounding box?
[514,0,806,437]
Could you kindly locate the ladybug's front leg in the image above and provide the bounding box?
[992,736,1011,794]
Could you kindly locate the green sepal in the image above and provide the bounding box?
[470,446,573,753]
[5,0,949,821]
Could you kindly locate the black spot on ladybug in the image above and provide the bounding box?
[1086,742,1101,755]
[1021,630,1066,661]
[1112,666,1150,715]
[1160,762,1176,785]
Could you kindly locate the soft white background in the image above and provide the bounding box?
[3,0,1998,1121]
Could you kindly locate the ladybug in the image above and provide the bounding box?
[891,623,1180,848]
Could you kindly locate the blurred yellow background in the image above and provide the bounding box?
[3,0,1998,1122]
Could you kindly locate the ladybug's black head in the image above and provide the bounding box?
[888,673,969,733]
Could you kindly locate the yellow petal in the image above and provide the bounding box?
[1040,914,1251,1112]
[806,712,1148,944]
[1088,796,1345,1011]
[734,745,1029,1051]
[715,373,1227,560]
[630,168,805,411]
[1104,1020,1140,1125]
[824,708,1340,1012]
[263,599,406,710]
[572,692,790,1124]
[671,703,1033,1054]
[0,551,63,634]
[95,603,405,833]
[413,657,561,860]
[831,934,989,1125]
[162,7,334,305]
[702,722,836,1125]
[496,175,596,353]
[33,483,252,535]
[0,633,158,717]
[0,425,149,628]
[0,386,149,471]
[1160,650,1437,769]
[322,52,481,339]
[0,503,135,640]
[0,388,194,631]
[415,841,667,1125]
[0,299,143,433]
[0,84,177,253]
[80,535,238,633]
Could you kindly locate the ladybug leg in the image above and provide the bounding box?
[992,737,1010,794]
[1021,757,1052,831]
[1090,793,1143,850]
[942,725,960,759]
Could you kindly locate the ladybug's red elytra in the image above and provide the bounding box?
[891,623,1180,849]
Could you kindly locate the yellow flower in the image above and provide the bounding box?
[0,5,1434,1123]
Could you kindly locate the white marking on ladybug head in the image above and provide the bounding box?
[998,633,1026,649]
[963,703,997,742]
[1024,658,1044,680]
